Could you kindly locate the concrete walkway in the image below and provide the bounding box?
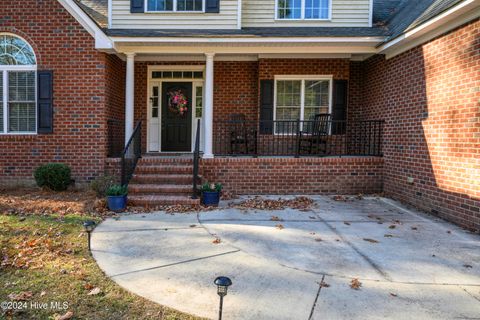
[91,196,480,320]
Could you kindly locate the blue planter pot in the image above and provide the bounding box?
[107,195,127,212]
[202,191,221,207]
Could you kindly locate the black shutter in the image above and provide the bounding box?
[131,0,144,13]
[205,0,220,13]
[332,80,348,134]
[37,71,53,134]
[259,80,274,134]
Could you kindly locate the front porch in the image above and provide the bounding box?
[104,52,385,205]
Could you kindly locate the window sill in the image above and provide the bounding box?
[0,133,38,141]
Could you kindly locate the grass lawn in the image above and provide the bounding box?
[0,189,202,320]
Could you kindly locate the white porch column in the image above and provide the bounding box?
[203,53,215,158]
[125,52,136,146]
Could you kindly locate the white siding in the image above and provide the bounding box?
[111,0,239,29]
[242,0,371,27]
[111,0,372,30]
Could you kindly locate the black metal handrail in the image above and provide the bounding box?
[121,121,142,186]
[213,119,384,157]
[192,119,201,199]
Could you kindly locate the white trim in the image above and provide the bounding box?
[112,36,384,44]
[146,65,206,152]
[108,0,113,29]
[368,0,373,28]
[379,0,480,58]
[144,0,205,13]
[237,0,242,30]
[273,75,333,135]
[148,65,205,72]
[258,53,352,59]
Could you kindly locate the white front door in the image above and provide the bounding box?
[148,82,161,152]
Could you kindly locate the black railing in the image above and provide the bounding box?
[192,119,201,199]
[121,121,142,186]
[213,119,384,157]
[107,118,125,157]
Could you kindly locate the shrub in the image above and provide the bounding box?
[201,182,222,193]
[90,175,116,197]
[34,163,71,191]
[106,185,128,197]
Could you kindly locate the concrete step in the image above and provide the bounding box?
[129,184,192,195]
[131,174,194,185]
[128,195,200,206]
[135,165,193,174]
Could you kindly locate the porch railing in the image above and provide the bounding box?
[192,119,201,199]
[121,121,142,186]
[213,119,384,157]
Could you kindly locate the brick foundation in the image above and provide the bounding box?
[359,19,480,231]
[200,157,383,195]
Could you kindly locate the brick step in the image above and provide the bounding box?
[128,195,200,206]
[138,157,193,166]
[128,183,193,195]
[131,174,196,185]
[135,165,193,174]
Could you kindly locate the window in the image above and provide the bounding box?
[277,0,330,20]
[195,86,203,118]
[0,34,37,134]
[152,70,203,79]
[147,0,203,12]
[274,77,331,133]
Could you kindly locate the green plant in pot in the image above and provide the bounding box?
[201,182,222,206]
[106,185,128,212]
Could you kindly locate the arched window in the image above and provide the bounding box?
[0,34,37,134]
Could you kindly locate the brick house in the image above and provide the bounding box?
[0,0,478,230]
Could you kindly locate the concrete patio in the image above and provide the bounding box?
[91,196,480,319]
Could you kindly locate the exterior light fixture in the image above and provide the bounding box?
[214,276,232,320]
[83,220,96,252]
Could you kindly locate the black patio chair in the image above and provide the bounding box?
[229,114,250,155]
[297,113,331,155]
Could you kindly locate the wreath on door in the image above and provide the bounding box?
[167,89,188,116]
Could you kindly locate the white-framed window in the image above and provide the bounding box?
[274,76,332,134]
[0,34,37,134]
[146,0,203,12]
[276,0,331,20]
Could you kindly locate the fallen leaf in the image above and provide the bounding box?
[344,221,351,226]
[309,216,316,220]
[384,234,394,238]
[87,287,101,295]
[363,238,379,243]
[84,283,94,290]
[276,224,285,230]
[189,224,196,228]
[390,292,398,297]
[212,238,221,244]
[388,225,396,229]
[447,230,451,234]
[320,281,330,288]
[56,311,74,320]
[314,237,322,242]
[270,216,283,221]
[40,291,46,297]
[463,264,473,269]
[411,227,418,230]
[8,291,33,301]
[350,278,362,290]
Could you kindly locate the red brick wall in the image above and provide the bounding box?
[201,157,383,195]
[360,19,480,231]
[258,59,350,80]
[0,0,118,185]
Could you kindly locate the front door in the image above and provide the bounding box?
[161,82,192,152]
